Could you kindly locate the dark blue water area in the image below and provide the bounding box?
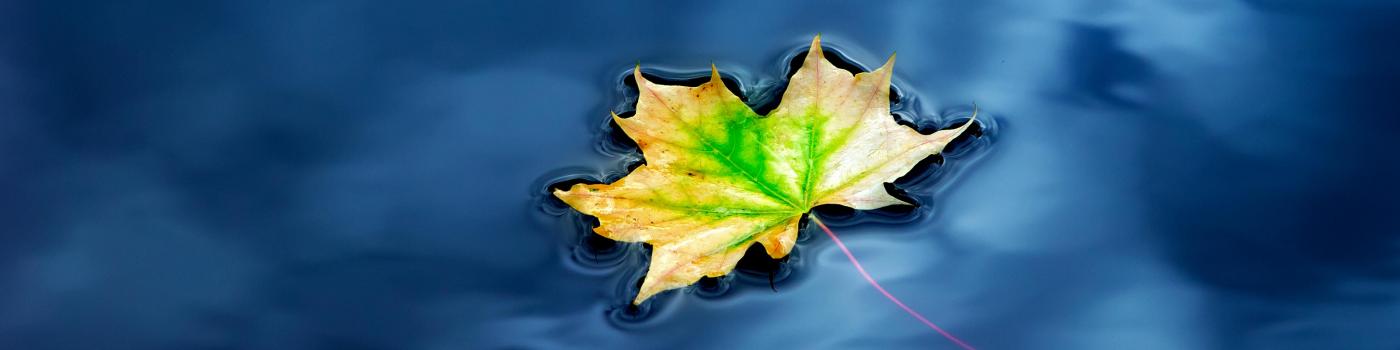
[3,1,1400,349]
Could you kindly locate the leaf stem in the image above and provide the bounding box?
[810,216,975,350]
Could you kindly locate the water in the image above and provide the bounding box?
[2,1,1398,349]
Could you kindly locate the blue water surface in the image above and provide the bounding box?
[2,1,1398,349]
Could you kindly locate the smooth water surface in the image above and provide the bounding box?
[2,1,1398,349]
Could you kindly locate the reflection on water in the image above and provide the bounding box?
[2,1,1398,349]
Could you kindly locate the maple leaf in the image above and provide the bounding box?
[556,36,974,304]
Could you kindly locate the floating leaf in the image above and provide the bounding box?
[556,36,974,304]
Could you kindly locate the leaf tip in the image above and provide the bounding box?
[709,62,722,83]
[633,285,658,305]
[931,103,981,144]
[551,186,572,203]
[958,103,979,131]
[806,34,824,62]
[610,111,628,126]
[876,52,897,76]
